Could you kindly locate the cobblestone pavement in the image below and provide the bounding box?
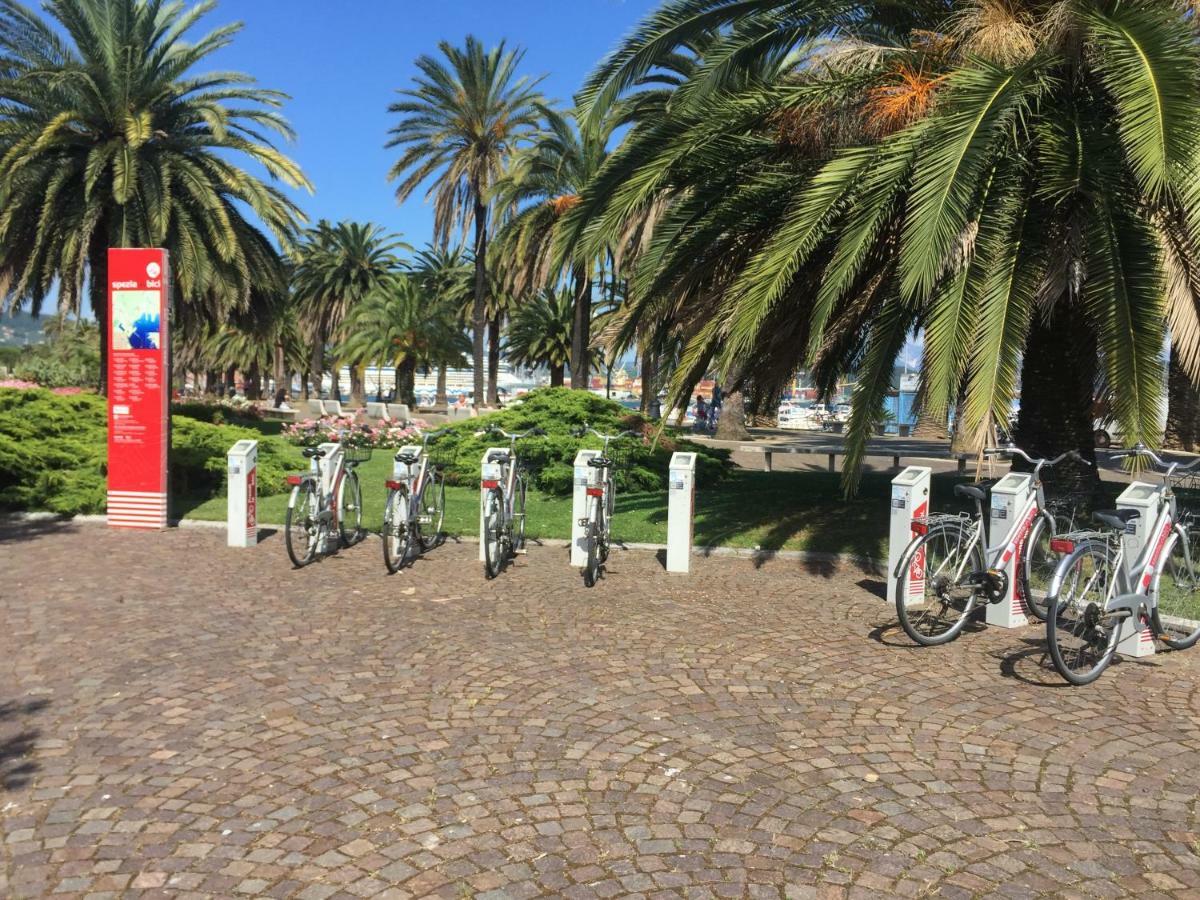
[4,521,1200,899]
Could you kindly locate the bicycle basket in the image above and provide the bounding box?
[603,443,636,471]
[427,444,456,470]
[517,445,551,475]
[343,446,373,465]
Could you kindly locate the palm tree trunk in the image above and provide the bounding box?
[487,313,501,406]
[471,193,488,409]
[1165,347,1200,452]
[949,389,970,454]
[398,358,417,408]
[570,265,592,390]
[1013,302,1101,496]
[89,235,109,396]
[550,364,564,387]
[310,337,324,402]
[273,343,287,398]
[246,362,262,401]
[715,390,750,441]
[349,364,365,406]
[436,364,448,407]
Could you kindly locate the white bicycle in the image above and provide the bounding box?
[478,425,545,579]
[382,427,451,573]
[573,423,639,588]
[1045,444,1200,684]
[284,441,369,568]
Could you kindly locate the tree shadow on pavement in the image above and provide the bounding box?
[0,517,78,545]
[0,698,49,792]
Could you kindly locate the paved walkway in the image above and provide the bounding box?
[3,522,1200,898]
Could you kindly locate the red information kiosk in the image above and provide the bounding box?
[106,248,170,529]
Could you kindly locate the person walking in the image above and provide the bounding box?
[693,394,708,433]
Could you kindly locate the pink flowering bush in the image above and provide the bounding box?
[0,379,85,395]
[283,414,429,449]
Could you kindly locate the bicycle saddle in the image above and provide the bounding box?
[486,449,510,463]
[587,457,611,468]
[954,480,995,502]
[1093,508,1140,530]
[394,452,419,465]
[302,448,326,459]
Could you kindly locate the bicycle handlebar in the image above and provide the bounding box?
[983,445,1091,472]
[421,427,451,445]
[1112,443,1200,478]
[572,422,640,442]
[475,425,545,441]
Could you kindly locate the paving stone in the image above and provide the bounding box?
[3,523,1200,898]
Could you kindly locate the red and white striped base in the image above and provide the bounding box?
[107,491,167,529]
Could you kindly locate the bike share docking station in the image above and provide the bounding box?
[986,472,1037,628]
[479,445,508,563]
[667,452,697,573]
[1114,480,1163,658]
[226,439,258,548]
[889,465,1036,627]
[889,466,931,604]
[571,449,601,567]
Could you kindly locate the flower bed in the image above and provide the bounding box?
[282,414,429,449]
[0,378,86,395]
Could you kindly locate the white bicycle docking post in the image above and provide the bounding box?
[226,439,258,548]
[888,466,931,604]
[667,452,697,573]
[1116,481,1162,658]
[479,447,506,563]
[571,449,601,567]
[986,472,1037,628]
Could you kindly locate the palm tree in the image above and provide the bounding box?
[493,103,625,390]
[386,35,544,409]
[572,0,1200,494]
[0,0,309,394]
[291,221,408,404]
[505,287,574,386]
[410,245,472,406]
[337,276,467,408]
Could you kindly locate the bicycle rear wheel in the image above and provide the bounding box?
[1021,513,1058,622]
[338,468,363,547]
[421,473,446,551]
[583,497,604,588]
[1153,529,1200,650]
[482,488,505,579]
[895,522,983,646]
[285,482,320,568]
[382,489,412,574]
[1046,540,1120,685]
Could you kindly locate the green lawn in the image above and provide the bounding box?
[178,448,982,557]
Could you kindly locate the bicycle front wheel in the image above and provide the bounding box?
[1153,529,1200,650]
[512,475,527,552]
[895,522,983,646]
[382,489,412,574]
[338,469,363,547]
[1046,540,1120,685]
[421,473,446,551]
[482,488,505,579]
[583,496,604,588]
[285,482,320,568]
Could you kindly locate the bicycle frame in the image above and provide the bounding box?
[289,442,346,528]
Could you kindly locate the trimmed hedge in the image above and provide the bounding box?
[427,387,731,496]
[0,388,301,516]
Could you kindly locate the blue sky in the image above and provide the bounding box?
[207,0,660,247]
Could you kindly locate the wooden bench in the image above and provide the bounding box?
[736,444,970,474]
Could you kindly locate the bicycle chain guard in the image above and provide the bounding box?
[968,568,1010,604]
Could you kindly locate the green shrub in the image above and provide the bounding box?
[428,387,731,495]
[0,388,108,514]
[171,399,265,426]
[0,387,301,516]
